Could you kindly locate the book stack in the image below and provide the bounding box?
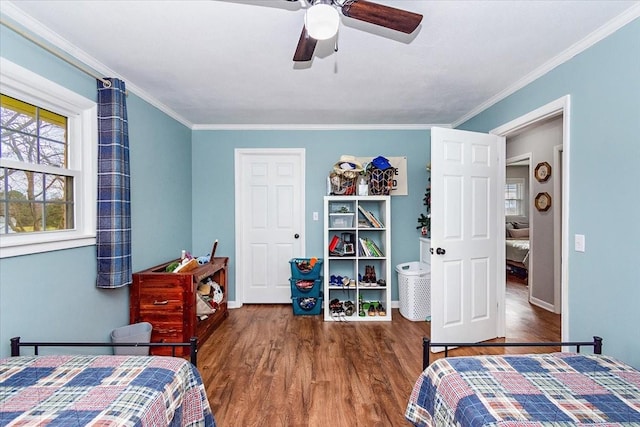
[357,205,383,228]
[359,237,384,257]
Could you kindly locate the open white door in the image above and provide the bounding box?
[430,127,504,348]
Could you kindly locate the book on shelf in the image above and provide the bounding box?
[358,237,370,256]
[368,238,384,257]
[329,235,340,252]
[370,212,383,228]
[357,205,384,228]
[359,237,384,257]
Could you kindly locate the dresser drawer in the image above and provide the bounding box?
[150,322,184,340]
[149,322,190,357]
[138,291,185,308]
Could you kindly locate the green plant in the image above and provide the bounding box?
[416,185,431,230]
[417,164,431,232]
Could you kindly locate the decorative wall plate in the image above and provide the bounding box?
[535,192,552,212]
[534,161,552,182]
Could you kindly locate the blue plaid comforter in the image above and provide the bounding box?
[0,355,216,426]
[406,353,640,426]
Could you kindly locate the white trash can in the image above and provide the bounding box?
[396,262,431,321]
[110,322,152,355]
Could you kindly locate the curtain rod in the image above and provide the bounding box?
[1,18,113,89]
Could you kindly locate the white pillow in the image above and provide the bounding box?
[506,222,514,238]
[509,228,529,238]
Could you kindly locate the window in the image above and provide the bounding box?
[0,58,97,258]
[505,178,525,216]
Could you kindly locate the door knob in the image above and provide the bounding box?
[436,247,446,255]
[294,233,300,239]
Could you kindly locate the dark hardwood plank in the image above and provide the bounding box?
[197,281,559,426]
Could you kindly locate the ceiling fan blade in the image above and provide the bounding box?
[341,0,423,34]
[293,26,317,61]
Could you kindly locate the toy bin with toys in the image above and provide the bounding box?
[292,292,324,316]
[289,257,323,280]
[290,278,322,298]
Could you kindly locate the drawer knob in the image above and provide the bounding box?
[153,300,169,305]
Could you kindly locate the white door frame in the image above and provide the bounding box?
[553,144,563,314]
[491,95,570,341]
[234,148,306,307]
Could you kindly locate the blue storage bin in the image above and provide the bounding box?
[289,258,323,280]
[292,292,323,316]
[290,278,322,298]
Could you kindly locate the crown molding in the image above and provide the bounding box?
[451,3,640,129]
[191,123,444,131]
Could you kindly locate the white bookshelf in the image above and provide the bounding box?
[323,196,391,322]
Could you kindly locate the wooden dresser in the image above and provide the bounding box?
[130,256,229,356]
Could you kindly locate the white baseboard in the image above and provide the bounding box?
[529,296,555,313]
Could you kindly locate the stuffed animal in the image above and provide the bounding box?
[212,282,223,305]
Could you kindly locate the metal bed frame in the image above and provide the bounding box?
[10,336,199,367]
[422,336,603,370]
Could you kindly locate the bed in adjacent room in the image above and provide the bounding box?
[505,219,530,281]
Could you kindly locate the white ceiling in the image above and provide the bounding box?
[2,0,639,128]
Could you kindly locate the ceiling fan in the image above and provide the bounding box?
[289,0,423,61]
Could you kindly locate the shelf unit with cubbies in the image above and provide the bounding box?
[323,195,391,321]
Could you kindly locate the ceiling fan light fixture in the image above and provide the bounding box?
[304,4,339,40]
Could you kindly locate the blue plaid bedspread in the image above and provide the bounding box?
[406,353,640,426]
[0,355,216,426]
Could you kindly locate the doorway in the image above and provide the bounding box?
[492,95,569,341]
[234,148,306,304]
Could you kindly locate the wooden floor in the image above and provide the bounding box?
[197,279,560,426]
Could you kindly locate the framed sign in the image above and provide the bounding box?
[534,161,552,182]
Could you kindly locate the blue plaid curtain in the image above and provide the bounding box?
[96,78,131,288]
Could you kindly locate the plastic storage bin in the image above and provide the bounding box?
[292,292,323,316]
[290,258,323,280]
[396,262,431,321]
[329,213,355,228]
[290,278,322,298]
[111,322,152,355]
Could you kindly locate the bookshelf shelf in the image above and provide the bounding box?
[323,196,391,322]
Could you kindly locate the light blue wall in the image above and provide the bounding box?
[0,25,192,357]
[128,95,193,270]
[191,130,430,302]
[458,19,640,368]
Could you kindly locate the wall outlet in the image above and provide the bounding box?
[575,234,585,252]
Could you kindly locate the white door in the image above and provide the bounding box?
[235,149,305,303]
[430,127,503,347]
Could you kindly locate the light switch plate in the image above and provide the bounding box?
[313,212,319,221]
[575,234,585,252]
